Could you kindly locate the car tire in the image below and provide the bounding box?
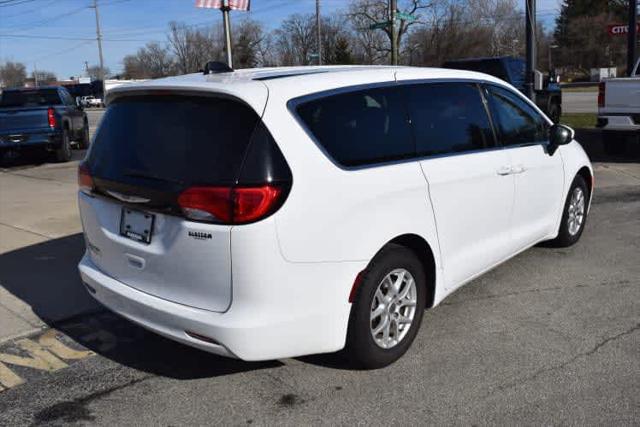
[547,175,589,247]
[54,128,72,162]
[78,121,90,149]
[344,245,427,369]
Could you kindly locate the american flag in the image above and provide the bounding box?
[195,0,250,10]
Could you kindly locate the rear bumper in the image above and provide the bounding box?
[596,115,640,131]
[78,252,361,361]
[0,130,62,150]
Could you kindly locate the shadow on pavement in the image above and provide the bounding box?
[575,129,640,163]
[0,149,86,169]
[0,233,98,322]
[0,233,282,379]
[53,311,284,380]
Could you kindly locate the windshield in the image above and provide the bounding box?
[0,89,62,108]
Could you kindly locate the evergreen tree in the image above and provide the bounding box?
[333,37,354,65]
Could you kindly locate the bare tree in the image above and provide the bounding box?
[407,0,528,67]
[168,21,224,73]
[320,15,355,64]
[123,42,176,79]
[348,0,434,64]
[32,70,58,85]
[0,61,27,88]
[233,18,268,68]
[87,65,110,80]
[274,14,317,66]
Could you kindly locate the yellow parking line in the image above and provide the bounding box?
[0,329,96,391]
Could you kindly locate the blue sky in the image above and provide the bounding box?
[0,0,562,79]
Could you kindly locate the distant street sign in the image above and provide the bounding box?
[369,21,390,30]
[395,12,416,21]
[608,23,640,36]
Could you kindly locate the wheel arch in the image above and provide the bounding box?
[373,234,437,309]
[576,166,593,203]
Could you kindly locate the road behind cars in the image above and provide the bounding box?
[0,144,638,424]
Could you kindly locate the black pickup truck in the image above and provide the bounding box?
[0,86,89,162]
[443,57,562,123]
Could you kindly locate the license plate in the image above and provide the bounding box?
[120,208,154,244]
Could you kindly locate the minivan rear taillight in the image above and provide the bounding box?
[47,107,56,128]
[178,184,286,225]
[597,82,605,108]
[78,163,94,195]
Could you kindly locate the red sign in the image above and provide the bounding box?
[608,23,640,36]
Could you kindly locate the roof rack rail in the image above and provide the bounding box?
[203,61,234,75]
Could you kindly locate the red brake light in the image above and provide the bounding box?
[78,163,94,194]
[597,82,605,108]
[178,187,233,223]
[178,185,285,225]
[47,107,56,128]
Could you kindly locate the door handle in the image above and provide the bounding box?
[512,164,527,174]
[496,166,512,176]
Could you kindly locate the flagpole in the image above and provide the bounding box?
[222,0,233,68]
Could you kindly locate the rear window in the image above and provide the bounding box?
[0,89,62,107]
[295,86,414,167]
[87,95,260,187]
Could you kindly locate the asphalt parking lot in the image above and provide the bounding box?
[0,130,638,424]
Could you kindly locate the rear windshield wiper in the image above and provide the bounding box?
[123,169,183,185]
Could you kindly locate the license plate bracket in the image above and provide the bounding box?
[120,208,154,244]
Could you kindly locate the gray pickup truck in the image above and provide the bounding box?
[0,86,89,162]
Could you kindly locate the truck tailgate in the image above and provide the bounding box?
[0,107,50,133]
[604,78,640,112]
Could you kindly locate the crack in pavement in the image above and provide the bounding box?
[0,222,53,240]
[441,279,635,307]
[1,170,76,185]
[485,321,640,398]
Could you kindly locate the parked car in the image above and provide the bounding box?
[77,65,593,368]
[81,95,104,108]
[0,86,89,162]
[443,56,563,123]
[597,58,640,155]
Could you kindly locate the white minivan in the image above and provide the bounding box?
[78,65,593,368]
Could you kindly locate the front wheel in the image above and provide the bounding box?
[344,245,427,369]
[547,175,589,247]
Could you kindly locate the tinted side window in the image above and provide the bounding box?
[296,86,413,167]
[404,83,495,156]
[486,85,548,146]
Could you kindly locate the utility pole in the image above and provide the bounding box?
[222,0,233,68]
[33,63,39,87]
[628,0,638,76]
[525,0,536,102]
[316,0,322,65]
[91,0,105,94]
[390,0,398,65]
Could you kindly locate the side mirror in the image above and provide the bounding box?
[548,124,574,155]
